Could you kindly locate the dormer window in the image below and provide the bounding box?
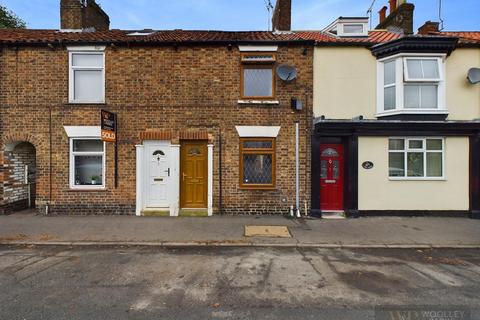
[377,54,446,117]
[323,17,369,37]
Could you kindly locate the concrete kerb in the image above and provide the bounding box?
[1,241,480,249]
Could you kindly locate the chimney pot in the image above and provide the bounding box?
[379,6,387,24]
[389,0,397,14]
[272,0,292,31]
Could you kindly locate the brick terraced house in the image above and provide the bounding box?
[0,0,317,216]
[1,0,479,218]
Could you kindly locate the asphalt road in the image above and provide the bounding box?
[0,246,479,320]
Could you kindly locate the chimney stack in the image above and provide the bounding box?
[272,0,292,32]
[418,21,440,34]
[375,0,414,35]
[61,0,110,31]
[379,6,387,24]
[388,0,397,14]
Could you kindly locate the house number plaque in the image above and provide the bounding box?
[362,161,374,170]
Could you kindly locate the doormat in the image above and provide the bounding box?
[244,226,291,238]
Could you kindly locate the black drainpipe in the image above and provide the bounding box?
[218,128,223,215]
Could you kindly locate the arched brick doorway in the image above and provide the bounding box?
[1,141,37,214]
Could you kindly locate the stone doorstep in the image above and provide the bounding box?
[179,209,208,217]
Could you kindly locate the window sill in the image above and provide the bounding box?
[376,109,449,117]
[66,101,107,106]
[388,178,446,181]
[67,187,108,192]
[237,100,279,105]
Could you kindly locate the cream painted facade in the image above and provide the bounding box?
[313,47,480,120]
[313,47,376,119]
[446,48,480,120]
[358,136,469,211]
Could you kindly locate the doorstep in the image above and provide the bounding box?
[179,209,208,217]
[141,209,170,217]
[321,211,346,219]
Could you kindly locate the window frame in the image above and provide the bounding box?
[388,137,445,181]
[68,49,106,104]
[239,137,276,189]
[69,137,106,190]
[240,53,276,100]
[376,53,446,117]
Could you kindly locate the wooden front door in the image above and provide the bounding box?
[320,144,344,211]
[180,141,208,208]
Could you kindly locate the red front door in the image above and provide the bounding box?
[320,144,344,211]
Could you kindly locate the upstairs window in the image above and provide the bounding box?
[69,48,105,103]
[240,53,276,99]
[377,56,445,115]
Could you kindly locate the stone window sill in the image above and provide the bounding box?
[237,100,280,105]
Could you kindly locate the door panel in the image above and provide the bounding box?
[145,143,170,208]
[181,141,208,208]
[320,144,344,211]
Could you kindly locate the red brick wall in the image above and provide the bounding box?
[0,44,313,215]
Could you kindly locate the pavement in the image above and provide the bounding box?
[1,210,480,248]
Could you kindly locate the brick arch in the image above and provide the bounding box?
[2,133,39,151]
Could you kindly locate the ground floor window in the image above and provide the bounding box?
[239,138,276,188]
[69,138,105,188]
[388,138,444,179]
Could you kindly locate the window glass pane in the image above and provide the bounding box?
[407,152,424,177]
[427,153,442,177]
[243,68,273,97]
[243,154,273,184]
[406,59,423,78]
[389,139,405,150]
[389,153,405,177]
[384,61,396,85]
[409,140,423,149]
[73,139,103,152]
[332,160,340,179]
[72,53,103,67]
[343,24,363,34]
[426,139,442,150]
[420,85,438,108]
[404,85,420,108]
[74,70,103,101]
[74,155,103,186]
[321,148,339,157]
[243,140,273,149]
[422,59,439,79]
[384,86,396,110]
[320,160,328,179]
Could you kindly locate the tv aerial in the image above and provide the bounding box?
[277,64,298,82]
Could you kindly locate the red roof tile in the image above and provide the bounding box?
[0,28,399,46]
[436,32,480,45]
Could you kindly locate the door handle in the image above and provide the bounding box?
[165,168,170,177]
[182,173,186,181]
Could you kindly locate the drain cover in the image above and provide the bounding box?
[244,226,291,238]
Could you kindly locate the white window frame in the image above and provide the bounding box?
[69,138,106,190]
[376,53,447,117]
[341,23,366,36]
[68,46,106,104]
[388,137,445,181]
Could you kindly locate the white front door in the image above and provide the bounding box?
[145,142,171,208]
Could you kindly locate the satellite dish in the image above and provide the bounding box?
[277,64,297,82]
[467,68,480,84]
